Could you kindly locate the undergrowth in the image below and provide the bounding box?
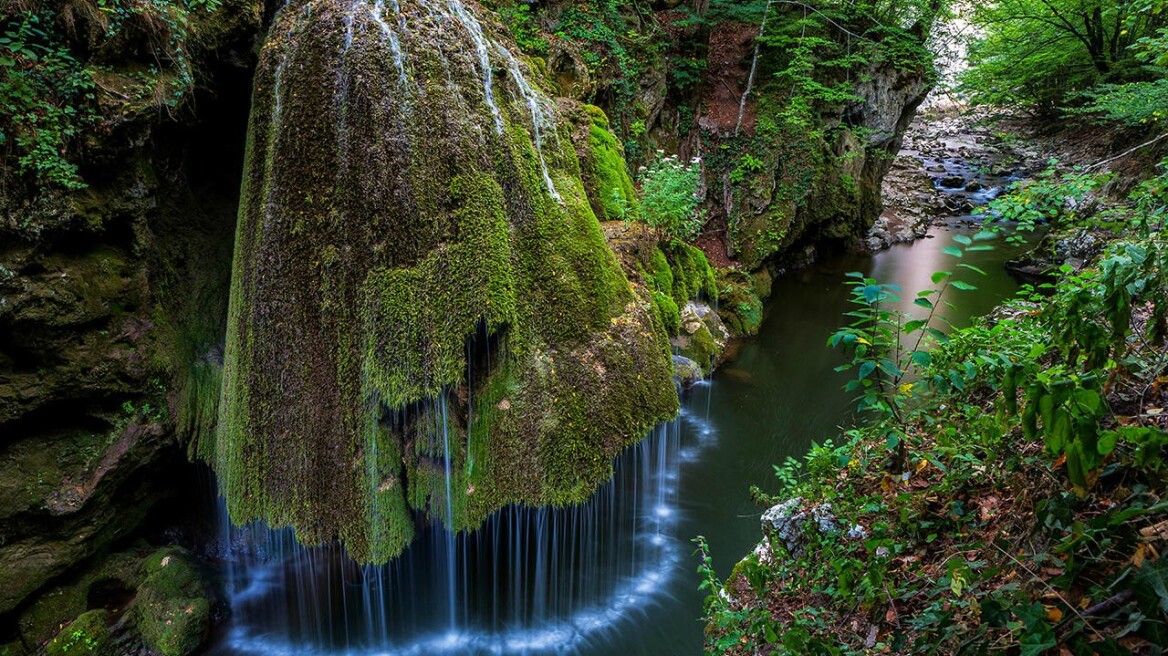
[699,159,1168,654]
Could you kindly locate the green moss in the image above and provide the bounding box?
[45,610,110,656]
[135,548,210,656]
[717,269,765,336]
[577,104,638,221]
[637,242,717,335]
[652,290,681,333]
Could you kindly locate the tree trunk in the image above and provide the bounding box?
[735,0,773,136]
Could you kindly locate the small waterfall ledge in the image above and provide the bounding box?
[206,0,680,564]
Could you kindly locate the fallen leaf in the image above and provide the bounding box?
[1133,543,1148,568]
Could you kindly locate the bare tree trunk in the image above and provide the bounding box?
[735,0,773,136]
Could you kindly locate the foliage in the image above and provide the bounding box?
[979,161,1110,243]
[0,12,95,188]
[829,233,992,460]
[489,2,550,56]
[1077,28,1168,126]
[0,0,217,189]
[701,162,1168,653]
[962,0,1167,113]
[620,152,706,242]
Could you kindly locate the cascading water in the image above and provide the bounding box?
[211,383,716,655]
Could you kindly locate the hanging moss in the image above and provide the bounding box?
[210,0,677,562]
[573,104,638,221]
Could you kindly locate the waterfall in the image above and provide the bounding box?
[212,1,683,650]
[209,383,719,655]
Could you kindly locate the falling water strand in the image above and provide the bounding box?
[438,393,458,633]
[369,0,407,84]
[497,45,562,202]
[443,0,503,135]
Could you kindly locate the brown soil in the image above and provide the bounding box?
[699,21,758,134]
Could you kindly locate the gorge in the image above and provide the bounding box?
[8,0,1164,653]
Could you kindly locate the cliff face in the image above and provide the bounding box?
[1,0,932,641]
[0,0,261,624]
[500,1,934,269]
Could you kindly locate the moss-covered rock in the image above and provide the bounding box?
[672,301,727,373]
[211,0,678,563]
[717,268,766,337]
[15,549,141,651]
[134,548,210,656]
[572,104,638,222]
[44,610,111,656]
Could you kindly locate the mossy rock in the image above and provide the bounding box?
[716,269,765,336]
[572,104,638,222]
[675,323,718,372]
[16,551,141,648]
[631,241,717,335]
[134,548,210,656]
[672,300,727,374]
[44,610,111,656]
[210,0,677,563]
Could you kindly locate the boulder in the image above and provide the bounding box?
[135,548,211,656]
[672,355,704,388]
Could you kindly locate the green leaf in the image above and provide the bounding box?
[911,351,932,367]
[858,361,876,379]
[942,245,964,258]
[953,234,973,246]
[914,297,934,309]
[1097,430,1119,455]
[931,270,952,284]
[951,280,978,291]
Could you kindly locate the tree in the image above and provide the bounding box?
[962,0,1167,113]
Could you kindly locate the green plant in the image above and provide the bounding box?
[979,162,1109,243]
[828,233,991,461]
[627,152,706,242]
[729,153,766,183]
[0,13,95,188]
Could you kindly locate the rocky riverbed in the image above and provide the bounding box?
[867,106,1057,251]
